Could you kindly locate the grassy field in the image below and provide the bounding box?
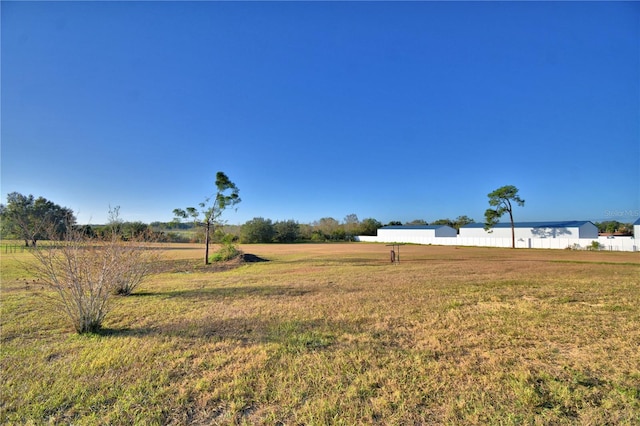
[1,243,639,425]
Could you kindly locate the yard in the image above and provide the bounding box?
[1,243,639,424]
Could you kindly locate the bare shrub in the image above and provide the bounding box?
[111,234,161,296]
[30,227,160,333]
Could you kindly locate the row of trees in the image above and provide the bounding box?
[151,215,482,245]
[11,182,632,258]
[594,221,634,234]
[0,184,528,252]
[237,216,383,244]
[0,194,486,247]
[0,195,164,244]
[236,215,480,244]
[0,182,511,251]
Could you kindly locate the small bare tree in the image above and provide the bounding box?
[110,232,160,296]
[106,205,161,296]
[30,222,160,334]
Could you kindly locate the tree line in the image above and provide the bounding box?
[8,183,630,250]
[152,215,480,244]
[0,192,162,246]
[593,221,634,235]
[0,192,477,245]
[233,215,479,244]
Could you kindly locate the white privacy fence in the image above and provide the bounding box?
[355,235,638,252]
[595,237,637,252]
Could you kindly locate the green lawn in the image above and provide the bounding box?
[1,243,639,424]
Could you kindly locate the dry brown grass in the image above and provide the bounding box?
[1,243,639,424]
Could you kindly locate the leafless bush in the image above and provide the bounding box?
[110,232,161,296]
[30,227,160,334]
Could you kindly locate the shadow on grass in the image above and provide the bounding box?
[131,284,315,300]
[242,253,269,263]
[95,316,368,354]
[129,291,157,297]
[92,327,146,337]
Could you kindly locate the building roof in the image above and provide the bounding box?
[634,217,640,225]
[380,225,454,230]
[461,221,594,229]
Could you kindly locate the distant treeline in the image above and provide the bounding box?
[149,216,385,244]
[6,188,632,246]
[0,189,476,245]
[593,220,635,235]
[145,215,478,244]
[29,218,636,245]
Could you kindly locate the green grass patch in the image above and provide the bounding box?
[209,243,242,263]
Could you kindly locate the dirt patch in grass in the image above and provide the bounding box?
[150,252,268,274]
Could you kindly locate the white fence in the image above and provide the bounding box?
[355,235,637,252]
[596,237,637,252]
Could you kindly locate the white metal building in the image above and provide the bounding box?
[634,218,640,241]
[355,220,637,251]
[376,225,457,244]
[459,221,599,240]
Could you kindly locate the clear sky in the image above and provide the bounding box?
[2,1,639,226]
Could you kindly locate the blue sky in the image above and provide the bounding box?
[2,1,639,226]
